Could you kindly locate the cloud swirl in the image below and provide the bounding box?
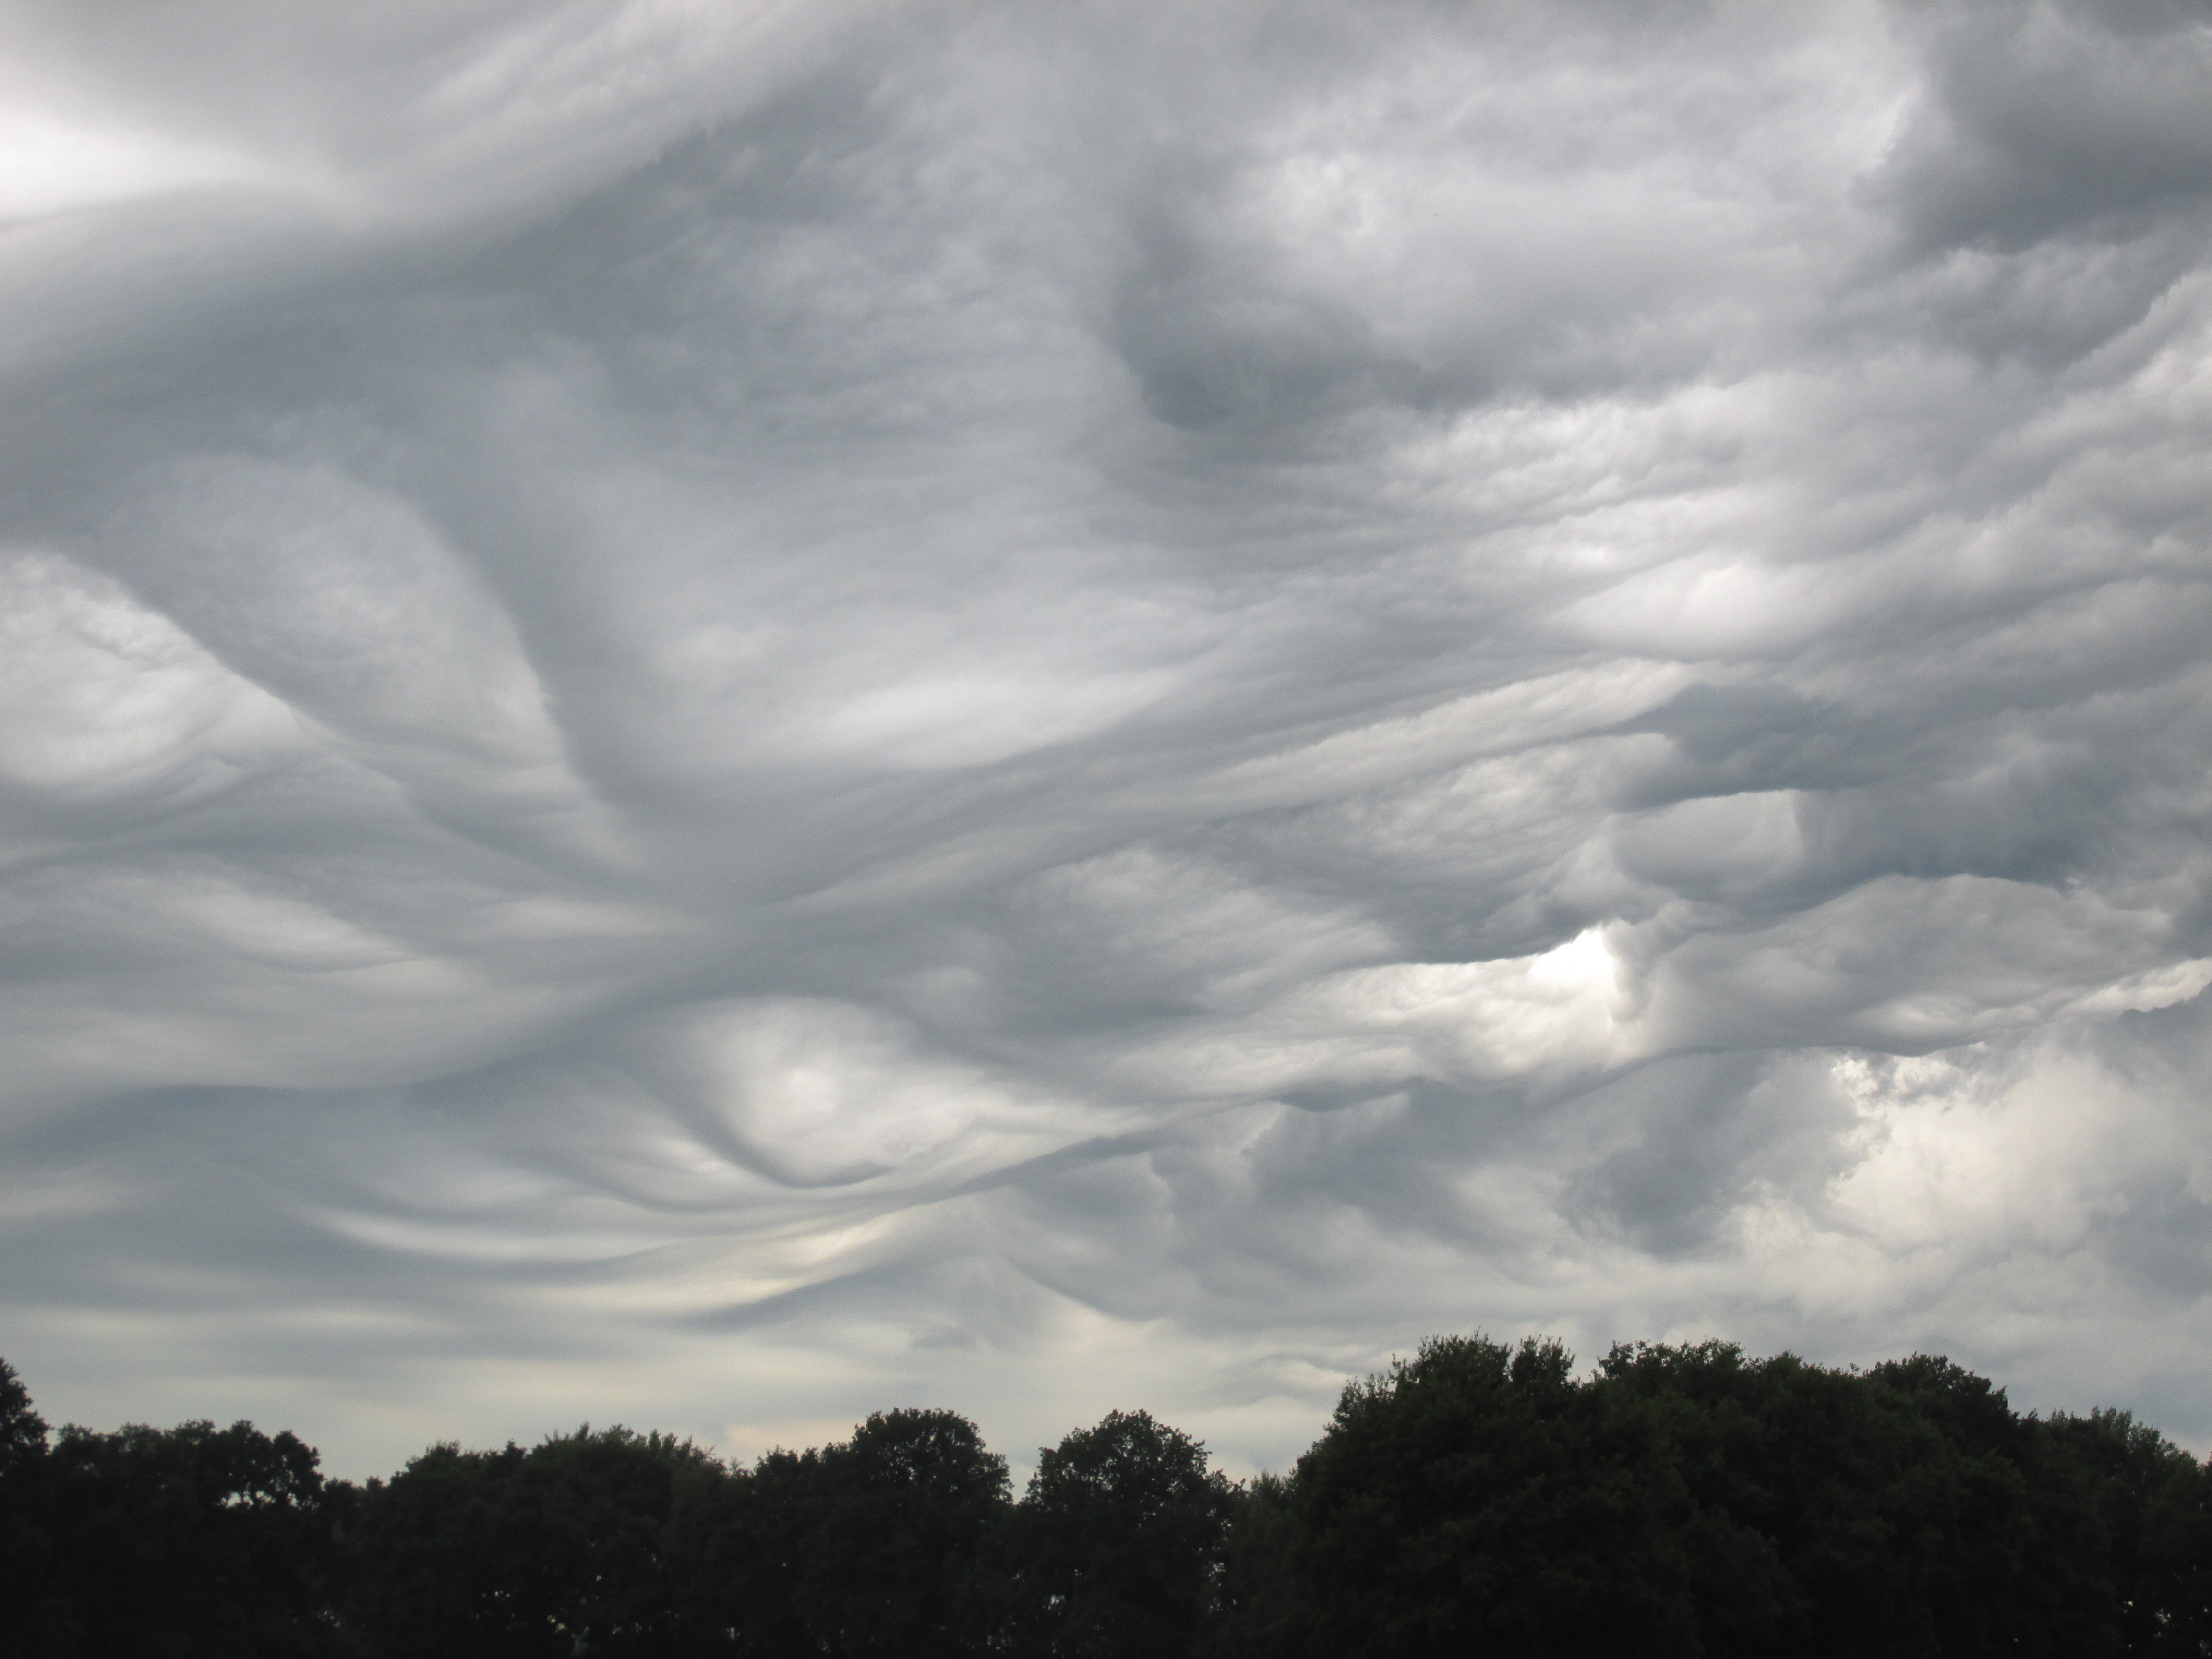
[3,0,2210,1474]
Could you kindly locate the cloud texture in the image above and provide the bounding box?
[4,0,2212,1474]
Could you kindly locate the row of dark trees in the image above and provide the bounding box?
[4,1335,2211,1657]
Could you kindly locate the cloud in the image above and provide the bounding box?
[1874,0,2212,255]
[1,0,2210,1476]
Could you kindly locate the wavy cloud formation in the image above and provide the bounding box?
[3,0,2211,1474]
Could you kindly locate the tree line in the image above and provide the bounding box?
[4,1334,2211,1657]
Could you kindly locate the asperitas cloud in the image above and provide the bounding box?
[2,0,2210,1475]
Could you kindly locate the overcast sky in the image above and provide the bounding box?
[4,0,2212,1479]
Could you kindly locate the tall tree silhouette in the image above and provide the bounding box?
[1009,1408,1236,1658]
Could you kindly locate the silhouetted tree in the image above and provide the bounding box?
[345,1425,723,1658]
[1208,1471,1313,1659]
[1007,1408,1236,1658]
[8,1340,2212,1659]
[1599,1340,2030,1657]
[1294,1334,1705,1659]
[34,1414,351,1657]
[0,1358,58,1652]
[792,1408,1011,1659]
[666,1443,818,1657]
[2033,1406,2212,1658]
[1289,1333,2212,1659]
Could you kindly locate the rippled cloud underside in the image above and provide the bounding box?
[4,0,2212,1473]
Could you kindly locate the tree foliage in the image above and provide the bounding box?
[1282,1335,2212,1659]
[342,1424,721,1658]
[793,1407,1011,1658]
[1009,1408,1236,1657]
[3,1338,2211,1658]
[2,1405,352,1658]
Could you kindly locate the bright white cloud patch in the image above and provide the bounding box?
[2,0,2210,1477]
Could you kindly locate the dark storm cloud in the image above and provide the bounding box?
[1877,0,2212,254]
[2,0,2211,1472]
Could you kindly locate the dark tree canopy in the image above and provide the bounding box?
[1292,1334,1708,1659]
[1010,1408,1237,1658]
[1287,1334,2212,1659]
[0,1358,54,1654]
[2,1338,2209,1659]
[13,1413,350,1659]
[0,1357,44,1474]
[344,1424,721,1659]
[793,1407,1011,1658]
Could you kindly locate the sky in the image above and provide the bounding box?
[3,0,2212,1481]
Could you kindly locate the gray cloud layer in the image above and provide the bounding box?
[3,0,2211,1474]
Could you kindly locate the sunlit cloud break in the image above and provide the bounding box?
[2,0,2210,1476]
